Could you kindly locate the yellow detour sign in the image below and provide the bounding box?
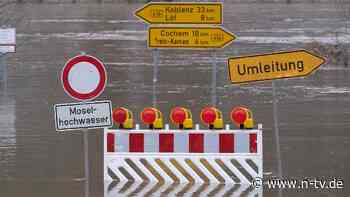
[135,2,222,24]
[228,50,326,84]
[148,27,235,49]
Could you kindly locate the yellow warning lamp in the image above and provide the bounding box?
[112,107,134,129]
[170,107,193,129]
[231,107,254,129]
[140,107,163,129]
[200,107,224,129]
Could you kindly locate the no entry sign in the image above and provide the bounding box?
[61,55,107,101]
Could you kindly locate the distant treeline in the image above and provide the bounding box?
[5,0,350,4]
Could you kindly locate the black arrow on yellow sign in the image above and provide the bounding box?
[227,50,326,84]
[148,26,235,49]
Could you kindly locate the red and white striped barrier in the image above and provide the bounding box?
[104,124,263,186]
[106,131,258,153]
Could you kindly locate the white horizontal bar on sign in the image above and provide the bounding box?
[106,129,261,134]
[0,45,15,53]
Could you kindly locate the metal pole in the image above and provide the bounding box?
[0,52,7,98]
[78,51,89,197]
[144,20,158,108]
[152,49,159,108]
[211,51,217,106]
[83,129,89,197]
[272,81,283,197]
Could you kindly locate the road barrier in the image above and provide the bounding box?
[104,124,262,186]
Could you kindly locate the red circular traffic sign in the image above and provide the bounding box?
[61,55,106,101]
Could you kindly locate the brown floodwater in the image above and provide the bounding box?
[0,1,350,196]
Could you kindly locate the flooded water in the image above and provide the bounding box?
[1,1,350,197]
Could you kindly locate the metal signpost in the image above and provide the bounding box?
[271,80,283,183]
[211,51,217,106]
[227,49,326,187]
[103,3,263,197]
[55,54,112,197]
[0,53,5,96]
[135,2,234,107]
[152,49,159,108]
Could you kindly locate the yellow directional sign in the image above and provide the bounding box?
[148,27,235,49]
[135,2,222,24]
[228,50,326,84]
